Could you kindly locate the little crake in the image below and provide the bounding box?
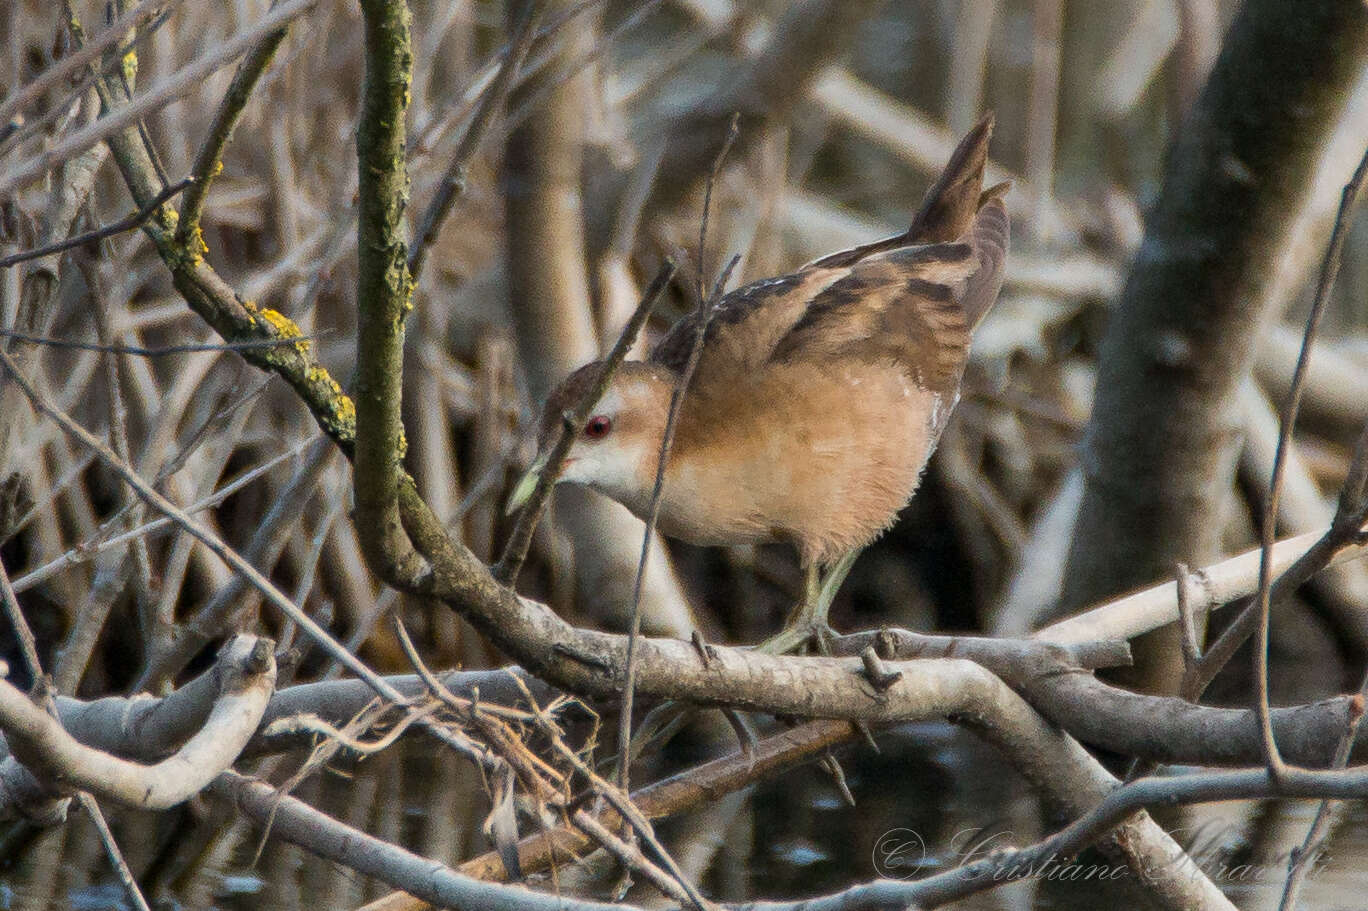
[510,115,1009,651]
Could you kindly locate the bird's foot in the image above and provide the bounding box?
[758,551,859,655]
[756,614,837,656]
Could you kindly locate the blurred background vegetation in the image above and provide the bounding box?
[2,0,1367,907]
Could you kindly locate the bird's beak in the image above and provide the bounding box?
[505,452,550,515]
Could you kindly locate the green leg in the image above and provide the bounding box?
[811,548,861,633]
[759,548,862,654]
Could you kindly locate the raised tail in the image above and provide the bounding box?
[907,112,995,244]
[806,113,1004,271]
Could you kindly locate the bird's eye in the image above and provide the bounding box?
[584,415,612,440]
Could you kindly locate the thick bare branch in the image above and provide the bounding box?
[0,635,273,817]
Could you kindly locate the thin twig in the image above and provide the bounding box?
[616,115,739,797]
[177,3,292,247]
[1252,142,1368,779]
[1277,420,1368,908]
[388,614,536,722]
[512,678,711,911]
[0,0,319,199]
[408,0,540,281]
[570,810,707,908]
[1174,562,1202,667]
[446,717,853,886]
[0,343,409,707]
[1278,669,1368,910]
[0,177,192,268]
[0,557,42,684]
[0,326,320,357]
[611,255,737,794]
[265,703,440,755]
[77,793,153,911]
[0,0,183,133]
[493,259,677,584]
[694,113,740,301]
[1187,525,1359,696]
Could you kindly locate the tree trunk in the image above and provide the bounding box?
[1057,0,1368,693]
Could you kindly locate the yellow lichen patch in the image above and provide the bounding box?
[334,393,357,430]
[187,226,209,266]
[255,308,315,358]
[156,206,179,235]
[258,307,301,337]
[259,307,312,356]
[307,366,356,437]
[122,51,138,84]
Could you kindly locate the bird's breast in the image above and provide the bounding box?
[640,363,942,564]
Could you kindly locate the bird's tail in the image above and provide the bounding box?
[803,113,1008,272]
[907,112,995,244]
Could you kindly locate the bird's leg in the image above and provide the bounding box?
[812,548,861,632]
[760,549,861,655]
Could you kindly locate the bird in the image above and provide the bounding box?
[508,114,1009,652]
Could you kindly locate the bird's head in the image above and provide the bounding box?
[506,361,677,515]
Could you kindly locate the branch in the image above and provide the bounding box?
[352,0,428,586]
[0,668,543,779]
[1020,672,1362,767]
[1251,141,1368,777]
[1036,526,1367,645]
[0,635,273,817]
[0,177,191,268]
[0,0,319,200]
[211,769,639,911]
[54,4,360,457]
[900,764,1368,908]
[829,629,1133,682]
[176,9,291,248]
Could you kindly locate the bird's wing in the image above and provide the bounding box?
[960,191,1009,331]
[768,196,1009,395]
[648,264,847,375]
[651,113,1008,384]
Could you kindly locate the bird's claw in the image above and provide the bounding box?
[757,618,838,656]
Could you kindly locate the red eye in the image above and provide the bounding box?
[584,415,612,440]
